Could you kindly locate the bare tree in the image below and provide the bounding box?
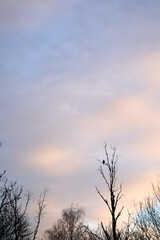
[33,189,47,240]
[96,144,124,240]
[44,205,86,240]
[134,174,160,240]
[0,171,32,239]
[134,196,160,240]
[0,171,47,240]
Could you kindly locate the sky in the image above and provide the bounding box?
[1,0,160,236]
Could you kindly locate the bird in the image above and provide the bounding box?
[102,160,105,164]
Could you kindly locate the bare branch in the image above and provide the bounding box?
[116,206,124,221]
[100,222,110,240]
[32,189,48,240]
[84,225,103,240]
[95,186,112,213]
[96,145,124,240]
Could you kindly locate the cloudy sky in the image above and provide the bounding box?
[1,0,160,235]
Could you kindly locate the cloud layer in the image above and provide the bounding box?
[1,0,160,236]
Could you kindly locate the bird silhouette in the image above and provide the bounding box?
[102,160,105,164]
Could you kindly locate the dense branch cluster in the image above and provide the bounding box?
[0,171,46,240]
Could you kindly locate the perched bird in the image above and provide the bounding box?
[102,160,105,164]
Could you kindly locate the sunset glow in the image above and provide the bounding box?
[1,0,160,236]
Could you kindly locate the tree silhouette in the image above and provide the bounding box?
[96,144,123,240]
[44,205,88,240]
[0,171,47,240]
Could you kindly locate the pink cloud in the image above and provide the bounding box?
[27,145,86,175]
